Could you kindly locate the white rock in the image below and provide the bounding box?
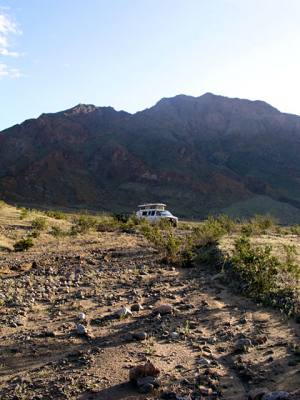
[78,312,86,321]
[116,306,132,318]
[170,332,179,339]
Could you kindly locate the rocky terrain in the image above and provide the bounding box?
[0,204,300,399]
[1,93,300,222]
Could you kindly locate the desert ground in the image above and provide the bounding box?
[0,203,300,400]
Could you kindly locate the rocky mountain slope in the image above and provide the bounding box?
[1,93,300,221]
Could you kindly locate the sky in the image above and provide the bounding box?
[1,0,300,130]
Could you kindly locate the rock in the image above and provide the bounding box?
[76,323,88,335]
[129,360,160,383]
[239,316,247,324]
[139,382,154,393]
[235,338,252,352]
[262,392,289,400]
[199,386,213,395]
[41,330,56,338]
[116,306,132,318]
[248,388,270,400]
[136,375,159,393]
[161,391,178,399]
[78,312,86,321]
[131,303,144,312]
[153,304,173,315]
[170,332,179,340]
[197,357,211,367]
[132,331,147,341]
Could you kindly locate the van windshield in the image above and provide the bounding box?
[160,211,172,216]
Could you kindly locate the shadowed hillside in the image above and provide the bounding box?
[1,93,300,222]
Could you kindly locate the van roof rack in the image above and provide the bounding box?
[138,203,166,210]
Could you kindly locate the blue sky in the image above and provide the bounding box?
[1,0,300,130]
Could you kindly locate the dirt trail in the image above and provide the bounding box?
[0,232,299,399]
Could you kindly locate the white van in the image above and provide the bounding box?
[136,203,178,227]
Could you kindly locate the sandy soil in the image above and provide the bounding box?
[0,206,300,399]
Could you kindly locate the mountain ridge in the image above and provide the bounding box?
[1,93,300,222]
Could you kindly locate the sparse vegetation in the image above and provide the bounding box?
[50,226,67,238]
[0,199,7,209]
[71,214,98,234]
[228,235,300,315]
[290,225,300,235]
[31,217,48,231]
[19,207,30,220]
[13,237,34,252]
[241,214,277,236]
[44,210,66,220]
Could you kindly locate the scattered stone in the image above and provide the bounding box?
[78,312,86,321]
[170,332,179,340]
[129,360,160,383]
[235,338,252,352]
[153,304,173,315]
[161,391,178,399]
[136,375,159,393]
[248,388,270,400]
[132,331,147,341]
[139,382,154,393]
[197,357,211,367]
[239,316,247,324]
[76,323,88,335]
[199,386,213,395]
[262,392,289,400]
[116,306,133,318]
[131,303,144,312]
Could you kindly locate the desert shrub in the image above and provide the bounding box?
[29,230,40,238]
[45,210,66,220]
[19,207,29,220]
[253,214,276,231]
[241,214,277,236]
[120,214,141,233]
[71,214,98,234]
[290,225,300,235]
[13,237,34,252]
[230,235,281,297]
[229,236,300,308]
[31,217,47,231]
[97,217,120,232]
[113,213,130,223]
[50,226,66,238]
[214,214,236,233]
[139,216,230,266]
[191,216,228,247]
[0,199,7,209]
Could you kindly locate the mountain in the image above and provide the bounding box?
[1,93,300,222]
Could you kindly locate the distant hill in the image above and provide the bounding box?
[1,93,300,222]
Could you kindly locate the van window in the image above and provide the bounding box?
[150,211,155,216]
[142,211,147,216]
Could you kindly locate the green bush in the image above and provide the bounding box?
[138,216,230,266]
[231,236,280,297]
[290,225,300,235]
[13,237,34,252]
[31,217,47,231]
[45,210,66,220]
[20,207,29,220]
[50,226,66,238]
[71,214,98,234]
[29,230,40,238]
[241,214,277,236]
